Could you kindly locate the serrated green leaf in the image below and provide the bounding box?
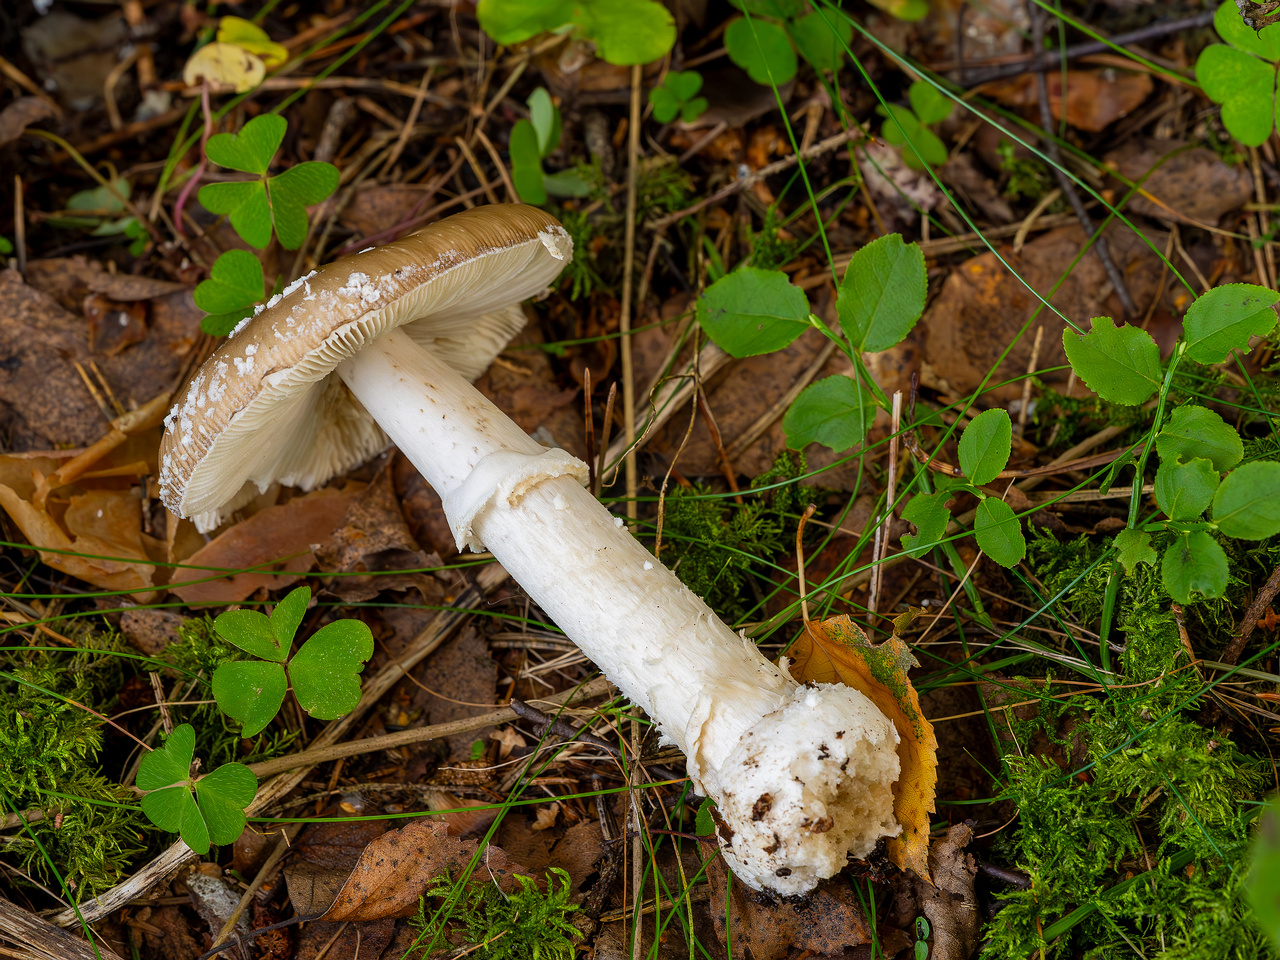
[1114,528,1156,575]
[1182,283,1280,363]
[909,81,952,126]
[725,17,798,85]
[527,87,559,155]
[212,660,288,737]
[199,180,272,249]
[838,233,927,353]
[510,119,546,204]
[475,0,575,43]
[783,375,877,452]
[959,409,1013,486]
[205,113,286,175]
[1062,316,1162,405]
[1212,460,1280,539]
[289,619,374,720]
[195,762,257,846]
[901,491,950,558]
[267,162,339,250]
[213,607,287,661]
[697,268,810,357]
[974,498,1025,568]
[270,585,309,649]
[1155,457,1219,520]
[787,11,852,72]
[1162,531,1229,603]
[1156,406,1244,472]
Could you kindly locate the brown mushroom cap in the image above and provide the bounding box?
[159,204,572,531]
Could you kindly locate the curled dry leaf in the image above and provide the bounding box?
[317,817,532,922]
[787,611,939,881]
[183,41,265,93]
[977,68,1154,133]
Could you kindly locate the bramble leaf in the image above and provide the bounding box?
[787,614,937,881]
[289,618,375,720]
[1182,283,1280,363]
[696,268,810,357]
[1155,406,1244,473]
[838,233,927,353]
[1062,317,1161,405]
[205,114,286,175]
[1162,531,1229,603]
[900,491,950,558]
[974,497,1025,567]
[959,409,1013,486]
[725,17,798,85]
[1114,528,1157,575]
[782,375,877,452]
[1212,461,1280,539]
[787,11,852,72]
[1154,457,1219,521]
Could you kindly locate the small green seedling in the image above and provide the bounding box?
[1196,3,1280,147]
[49,174,148,255]
[477,0,675,65]
[211,586,374,737]
[880,80,952,170]
[648,71,708,124]
[198,113,338,250]
[510,88,590,205]
[724,2,855,85]
[136,723,257,855]
[913,916,931,960]
[697,232,926,453]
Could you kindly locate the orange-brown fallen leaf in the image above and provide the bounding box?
[788,611,939,882]
[978,69,1153,132]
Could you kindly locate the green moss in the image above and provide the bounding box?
[0,629,148,900]
[410,867,581,960]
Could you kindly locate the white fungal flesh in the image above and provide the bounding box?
[337,327,901,894]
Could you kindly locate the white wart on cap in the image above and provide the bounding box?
[159,204,571,531]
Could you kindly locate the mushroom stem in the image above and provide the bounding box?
[337,327,901,895]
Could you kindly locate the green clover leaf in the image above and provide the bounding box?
[880,101,947,169]
[193,249,265,337]
[649,71,708,124]
[137,724,257,854]
[726,17,798,85]
[1195,4,1280,147]
[267,162,340,250]
[511,119,547,204]
[289,618,375,720]
[198,180,271,249]
[786,11,852,72]
[205,114,287,175]
[476,0,673,66]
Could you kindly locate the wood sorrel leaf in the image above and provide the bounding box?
[697,267,810,357]
[527,87,560,156]
[214,607,288,662]
[786,10,852,72]
[1212,460,1280,539]
[900,491,950,558]
[204,113,286,175]
[974,497,1025,568]
[576,0,676,65]
[1156,405,1244,472]
[1114,528,1156,575]
[1154,457,1219,521]
[195,762,258,846]
[1182,283,1280,363]
[1195,45,1276,147]
[270,585,310,649]
[212,660,288,737]
[837,233,927,353]
[782,375,877,452]
[725,17,797,84]
[1062,317,1161,405]
[198,180,271,249]
[289,619,375,720]
[267,162,340,250]
[1162,530,1229,603]
[908,80,952,126]
[958,409,1012,486]
[510,119,546,204]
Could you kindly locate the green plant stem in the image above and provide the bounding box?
[912,467,993,628]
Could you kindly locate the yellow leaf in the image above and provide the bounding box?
[787,612,938,881]
[216,16,289,68]
[183,42,266,94]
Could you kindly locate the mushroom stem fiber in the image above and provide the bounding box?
[338,327,900,895]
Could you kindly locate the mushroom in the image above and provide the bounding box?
[160,204,900,895]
